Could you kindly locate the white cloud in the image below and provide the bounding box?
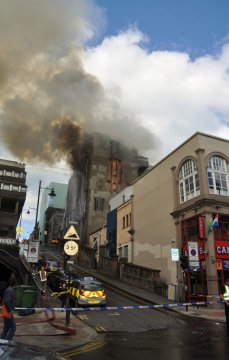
[84,28,229,162]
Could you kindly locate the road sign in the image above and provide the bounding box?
[64,240,79,256]
[171,248,179,261]
[64,225,80,240]
[188,242,199,261]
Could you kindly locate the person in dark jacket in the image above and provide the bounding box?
[220,277,229,335]
[1,274,17,342]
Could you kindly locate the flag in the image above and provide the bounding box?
[207,214,219,235]
[207,217,213,235]
[212,213,219,228]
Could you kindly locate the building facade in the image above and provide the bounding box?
[0,159,27,240]
[131,132,229,301]
[38,182,68,244]
[63,132,149,246]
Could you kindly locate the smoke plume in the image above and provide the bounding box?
[0,0,158,169]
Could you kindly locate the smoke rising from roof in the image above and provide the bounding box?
[0,0,158,169]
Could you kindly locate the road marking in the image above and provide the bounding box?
[95,326,107,333]
[57,338,107,358]
[77,315,88,320]
[108,311,120,316]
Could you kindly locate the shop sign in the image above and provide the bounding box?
[216,259,223,270]
[215,240,229,259]
[188,242,199,261]
[222,259,229,270]
[198,216,205,238]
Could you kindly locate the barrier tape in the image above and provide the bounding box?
[0,300,224,312]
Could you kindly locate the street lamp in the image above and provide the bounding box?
[34,180,56,240]
[26,207,37,214]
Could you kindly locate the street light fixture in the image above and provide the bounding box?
[26,207,37,215]
[34,180,56,240]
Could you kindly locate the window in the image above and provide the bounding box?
[122,217,125,229]
[126,215,129,227]
[2,183,10,190]
[94,197,104,212]
[182,217,199,244]
[179,160,200,203]
[123,245,128,259]
[207,155,229,196]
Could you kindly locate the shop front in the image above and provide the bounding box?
[181,213,229,302]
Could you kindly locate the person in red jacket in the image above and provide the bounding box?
[1,273,17,342]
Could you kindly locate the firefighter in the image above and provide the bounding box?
[220,277,229,335]
[39,266,47,295]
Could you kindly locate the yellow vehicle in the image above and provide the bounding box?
[69,277,106,307]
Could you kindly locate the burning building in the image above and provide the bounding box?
[63,132,149,246]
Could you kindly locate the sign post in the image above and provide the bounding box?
[63,226,80,326]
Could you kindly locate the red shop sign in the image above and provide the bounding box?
[198,216,205,239]
[215,240,229,259]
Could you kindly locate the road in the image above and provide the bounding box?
[55,286,229,360]
[59,313,229,360]
[46,247,229,359]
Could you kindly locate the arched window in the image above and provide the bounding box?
[207,155,229,196]
[179,159,200,203]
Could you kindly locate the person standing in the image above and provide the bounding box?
[220,277,229,335]
[39,266,47,294]
[1,273,17,342]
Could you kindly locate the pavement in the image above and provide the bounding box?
[0,264,226,359]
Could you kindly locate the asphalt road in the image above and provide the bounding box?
[58,316,229,360]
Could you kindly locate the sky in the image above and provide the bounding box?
[0,0,229,239]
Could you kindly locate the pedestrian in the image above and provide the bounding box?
[220,277,229,335]
[30,264,36,279]
[1,273,17,342]
[39,266,47,295]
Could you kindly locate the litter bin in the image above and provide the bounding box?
[15,285,34,307]
[22,290,36,308]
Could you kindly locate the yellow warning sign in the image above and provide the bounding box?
[64,225,80,240]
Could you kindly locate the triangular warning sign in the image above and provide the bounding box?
[64,225,80,240]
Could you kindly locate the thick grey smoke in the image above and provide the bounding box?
[0,0,158,168]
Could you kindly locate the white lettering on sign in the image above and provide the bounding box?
[216,246,229,254]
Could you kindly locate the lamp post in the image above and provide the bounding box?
[34,180,56,241]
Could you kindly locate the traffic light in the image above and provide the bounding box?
[180,255,189,270]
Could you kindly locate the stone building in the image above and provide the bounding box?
[63,132,149,246]
[129,132,229,301]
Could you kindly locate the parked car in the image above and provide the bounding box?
[69,277,106,307]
